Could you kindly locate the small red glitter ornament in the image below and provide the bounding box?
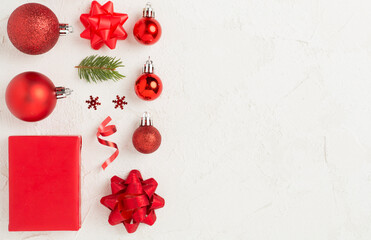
[133,3,162,45]
[7,3,72,55]
[132,112,161,154]
[6,72,72,122]
[135,57,163,101]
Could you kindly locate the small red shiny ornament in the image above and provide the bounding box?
[6,72,71,122]
[132,112,161,154]
[7,3,72,55]
[135,58,163,101]
[133,3,162,45]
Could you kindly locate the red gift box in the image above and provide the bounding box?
[8,136,81,231]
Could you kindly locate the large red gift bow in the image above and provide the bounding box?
[101,170,165,233]
[80,1,128,49]
[97,116,119,169]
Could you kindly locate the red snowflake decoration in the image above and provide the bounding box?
[86,96,101,110]
[112,95,128,109]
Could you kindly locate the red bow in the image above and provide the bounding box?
[80,1,128,49]
[101,170,165,233]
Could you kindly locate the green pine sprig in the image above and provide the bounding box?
[75,55,125,83]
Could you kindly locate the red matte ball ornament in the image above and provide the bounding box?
[7,3,72,55]
[132,112,161,154]
[135,57,163,101]
[6,72,72,122]
[133,3,162,45]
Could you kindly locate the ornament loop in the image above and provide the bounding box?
[143,2,155,18]
[55,87,72,99]
[59,23,73,35]
[143,57,154,73]
[140,112,153,126]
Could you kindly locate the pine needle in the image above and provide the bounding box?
[75,55,125,83]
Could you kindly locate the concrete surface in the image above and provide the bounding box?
[1,0,371,239]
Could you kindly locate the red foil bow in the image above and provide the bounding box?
[97,116,119,169]
[101,170,165,233]
[80,1,128,49]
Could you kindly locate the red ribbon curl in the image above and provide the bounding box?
[97,116,119,170]
[80,1,128,49]
[100,170,165,233]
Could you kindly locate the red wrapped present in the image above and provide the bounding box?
[8,136,81,231]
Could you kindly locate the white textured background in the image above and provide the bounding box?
[1,0,371,239]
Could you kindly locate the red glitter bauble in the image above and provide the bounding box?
[6,72,57,122]
[132,125,161,154]
[135,73,163,101]
[133,18,162,45]
[7,3,60,55]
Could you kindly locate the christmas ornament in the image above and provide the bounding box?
[76,55,125,83]
[132,112,161,154]
[101,170,165,233]
[7,3,72,55]
[86,96,101,110]
[97,117,119,170]
[80,1,128,50]
[135,57,163,101]
[133,3,162,45]
[6,72,72,122]
[112,96,128,109]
